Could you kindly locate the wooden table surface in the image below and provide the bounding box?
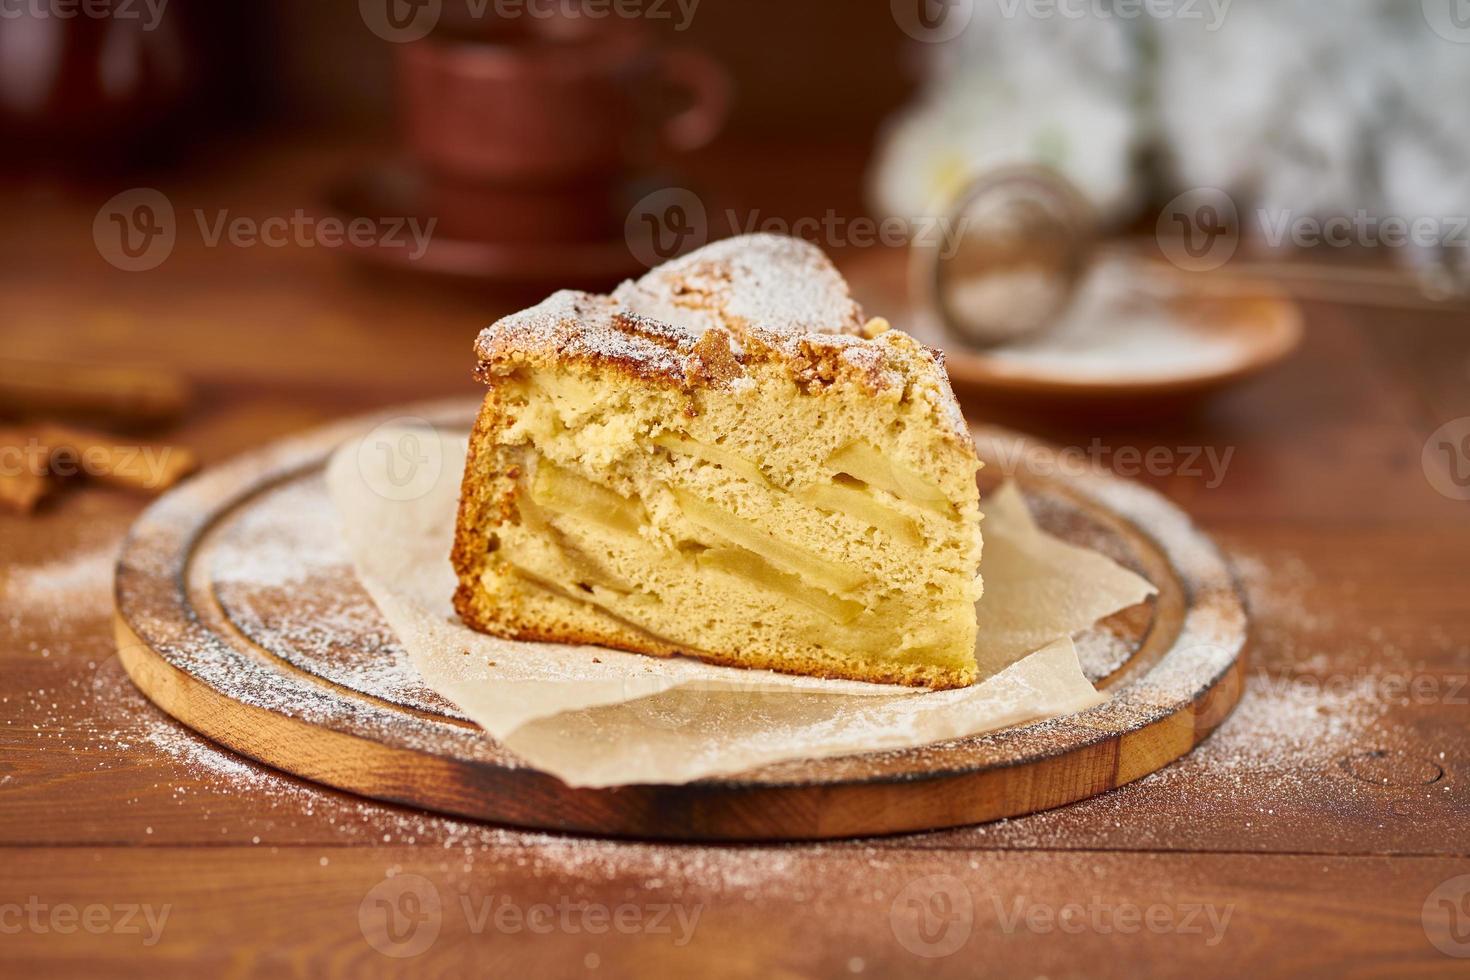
[2,140,1468,978]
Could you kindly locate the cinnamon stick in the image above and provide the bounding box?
[39,425,199,493]
[0,358,191,426]
[0,427,52,513]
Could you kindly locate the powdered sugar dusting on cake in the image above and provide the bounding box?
[613,233,865,339]
[472,235,964,410]
[475,291,691,383]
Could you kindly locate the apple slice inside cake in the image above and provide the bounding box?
[451,234,983,688]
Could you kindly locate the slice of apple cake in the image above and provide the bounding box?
[451,234,983,688]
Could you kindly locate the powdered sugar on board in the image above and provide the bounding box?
[208,475,460,716]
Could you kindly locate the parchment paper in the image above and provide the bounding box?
[325,426,1155,787]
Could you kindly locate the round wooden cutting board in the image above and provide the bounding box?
[113,400,1247,841]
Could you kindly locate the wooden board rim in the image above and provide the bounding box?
[112,399,1248,839]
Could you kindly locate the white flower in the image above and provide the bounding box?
[870,5,1142,223]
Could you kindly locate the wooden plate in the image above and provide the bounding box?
[845,249,1304,407]
[941,285,1303,404]
[113,400,1247,841]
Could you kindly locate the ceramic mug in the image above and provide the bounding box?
[398,19,730,185]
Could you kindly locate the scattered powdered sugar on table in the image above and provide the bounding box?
[961,542,1431,850]
[60,654,843,891]
[963,670,1393,850]
[2,545,117,623]
[1229,548,1334,657]
[2,540,120,666]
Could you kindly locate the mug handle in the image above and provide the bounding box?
[658,47,732,152]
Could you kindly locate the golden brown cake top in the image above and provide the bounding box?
[472,234,969,443]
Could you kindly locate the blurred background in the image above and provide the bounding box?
[3,0,1469,517]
